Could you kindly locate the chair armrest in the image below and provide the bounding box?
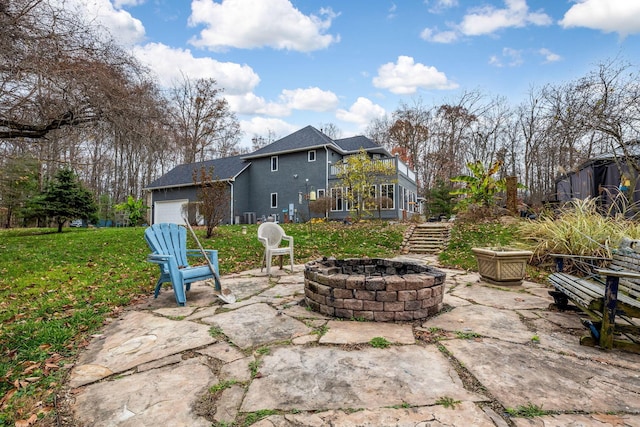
[147,254,172,263]
[186,249,218,266]
[282,235,293,245]
[186,249,216,257]
[258,237,268,247]
[147,254,182,269]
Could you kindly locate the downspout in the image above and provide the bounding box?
[229,180,234,224]
[324,145,330,193]
[325,145,330,219]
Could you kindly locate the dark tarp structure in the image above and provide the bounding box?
[554,144,640,214]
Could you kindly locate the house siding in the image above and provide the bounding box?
[150,184,237,224]
[249,149,328,222]
[230,172,251,224]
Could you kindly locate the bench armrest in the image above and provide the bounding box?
[549,253,612,261]
[595,268,640,280]
[551,253,611,275]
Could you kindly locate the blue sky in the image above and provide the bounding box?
[79,0,640,149]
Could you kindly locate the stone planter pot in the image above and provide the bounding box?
[471,247,533,286]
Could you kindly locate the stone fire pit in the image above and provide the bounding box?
[304,258,446,322]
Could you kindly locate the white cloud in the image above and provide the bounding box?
[388,3,397,19]
[538,48,561,63]
[59,0,145,46]
[488,47,523,67]
[226,93,292,117]
[188,0,340,52]
[336,97,386,125]
[279,87,339,112]
[559,0,640,37]
[240,117,298,141]
[372,56,458,94]
[426,0,459,14]
[133,43,260,94]
[420,28,459,43]
[422,0,551,43]
[226,87,338,117]
[113,0,146,8]
[459,0,552,36]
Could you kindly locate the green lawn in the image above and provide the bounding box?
[0,221,406,425]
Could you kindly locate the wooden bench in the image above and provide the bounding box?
[549,237,640,352]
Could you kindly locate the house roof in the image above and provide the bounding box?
[241,125,337,159]
[242,125,391,159]
[144,155,249,190]
[146,126,395,190]
[334,135,389,155]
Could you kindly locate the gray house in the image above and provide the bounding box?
[145,126,419,224]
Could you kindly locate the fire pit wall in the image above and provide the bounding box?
[304,258,446,322]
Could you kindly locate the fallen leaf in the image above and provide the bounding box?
[14,413,37,427]
[0,388,16,407]
[21,364,39,375]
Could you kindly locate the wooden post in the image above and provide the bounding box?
[506,176,518,215]
[600,274,619,349]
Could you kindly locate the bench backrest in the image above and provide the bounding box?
[611,237,640,300]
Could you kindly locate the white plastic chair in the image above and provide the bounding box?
[257,222,294,275]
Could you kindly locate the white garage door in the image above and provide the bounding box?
[154,199,188,224]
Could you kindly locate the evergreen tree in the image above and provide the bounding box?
[42,168,97,232]
[0,156,40,228]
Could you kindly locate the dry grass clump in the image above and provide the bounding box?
[520,197,640,261]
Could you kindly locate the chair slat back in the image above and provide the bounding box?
[145,223,189,267]
[258,222,284,248]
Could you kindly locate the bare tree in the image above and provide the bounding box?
[251,129,278,151]
[365,115,393,149]
[0,0,171,211]
[168,74,240,164]
[193,167,230,238]
[317,122,342,139]
[0,0,152,140]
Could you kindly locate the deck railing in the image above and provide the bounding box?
[330,157,416,182]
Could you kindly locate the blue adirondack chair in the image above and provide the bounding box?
[144,223,219,306]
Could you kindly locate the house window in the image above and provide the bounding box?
[403,187,410,211]
[330,187,343,211]
[408,191,416,212]
[317,189,325,198]
[271,193,277,208]
[271,156,278,171]
[343,187,350,211]
[308,150,316,162]
[380,184,394,209]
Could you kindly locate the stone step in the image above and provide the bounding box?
[404,223,451,254]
